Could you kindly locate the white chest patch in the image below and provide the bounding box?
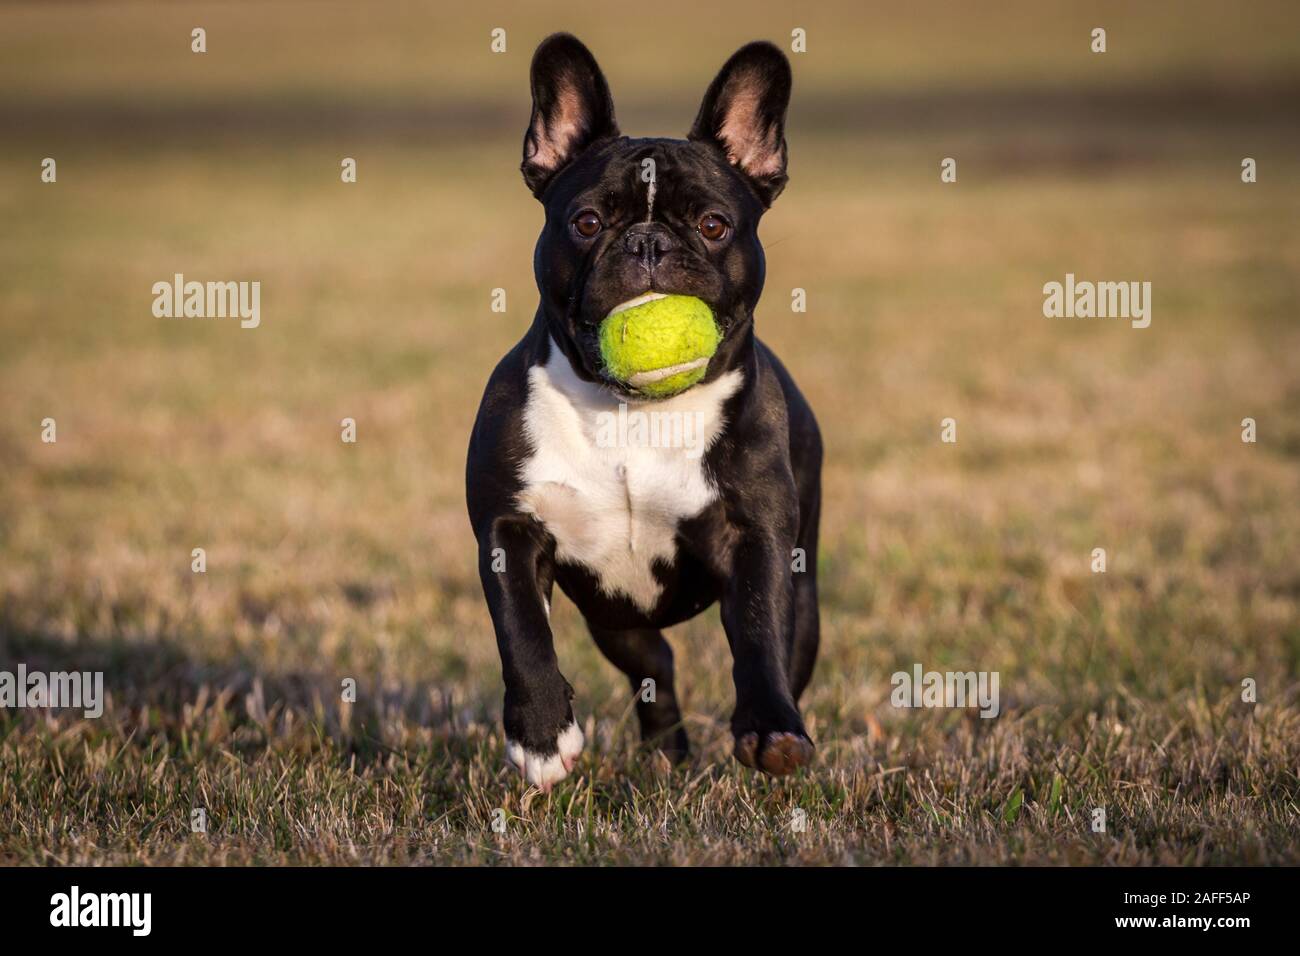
[517,339,742,612]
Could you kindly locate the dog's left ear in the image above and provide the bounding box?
[522,33,620,198]
[688,41,791,206]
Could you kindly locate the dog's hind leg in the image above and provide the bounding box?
[587,624,689,762]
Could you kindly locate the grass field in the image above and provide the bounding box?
[1,0,1299,865]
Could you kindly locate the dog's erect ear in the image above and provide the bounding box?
[522,33,619,198]
[688,41,791,206]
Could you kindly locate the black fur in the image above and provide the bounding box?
[466,33,821,774]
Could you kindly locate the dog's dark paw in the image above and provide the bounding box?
[733,731,814,776]
[731,699,813,775]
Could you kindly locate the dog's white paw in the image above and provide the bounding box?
[506,721,584,789]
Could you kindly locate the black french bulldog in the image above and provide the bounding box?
[466,33,821,787]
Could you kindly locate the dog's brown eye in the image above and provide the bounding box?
[699,214,729,242]
[572,210,603,238]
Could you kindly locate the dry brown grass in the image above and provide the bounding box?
[1,0,1298,865]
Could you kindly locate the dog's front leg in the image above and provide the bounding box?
[721,528,815,776]
[477,514,583,789]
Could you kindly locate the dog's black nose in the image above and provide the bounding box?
[622,224,676,269]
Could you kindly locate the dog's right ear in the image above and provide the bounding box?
[688,41,791,206]
[522,34,619,198]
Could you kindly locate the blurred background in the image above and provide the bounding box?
[1,0,1298,864]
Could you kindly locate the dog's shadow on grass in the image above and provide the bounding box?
[0,624,497,772]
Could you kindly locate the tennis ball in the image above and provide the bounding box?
[598,293,720,398]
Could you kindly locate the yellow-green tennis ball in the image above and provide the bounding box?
[598,294,721,398]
